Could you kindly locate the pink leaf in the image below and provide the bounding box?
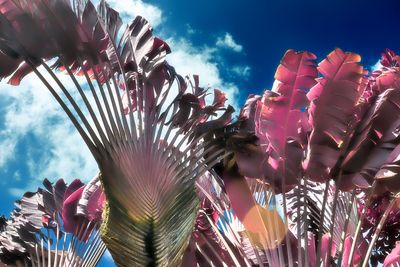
[77,175,106,222]
[212,89,227,109]
[305,48,364,182]
[62,186,85,234]
[308,232,317,267]
[64,179,84,201]
[342,236,367,267]
[261,49,317,156]
[384,242,400,267]
[341,88,400,191]
[321,233,336,267]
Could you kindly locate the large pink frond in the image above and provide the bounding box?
[341,88,400,190]
[305,48,365,182]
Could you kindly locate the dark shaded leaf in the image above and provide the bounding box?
[305,48,364,182]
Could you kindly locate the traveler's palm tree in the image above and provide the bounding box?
[0,0,232,266]
[1,0,400,266]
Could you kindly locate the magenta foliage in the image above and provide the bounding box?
[341,88,400,190]
[218,48,400,266]
[359,193,400,264]
[255,50,317,189]
[305,48,364,182]
[2,0,400,265]
[182,199,245,266]
[341,235,368,267]
[62,185,85,233]
[384,242,400,267]
[258,50,317,157]
[0,177,106,266]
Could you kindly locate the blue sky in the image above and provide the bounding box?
[0,0,399,266]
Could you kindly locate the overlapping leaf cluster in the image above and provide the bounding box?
[1,0,400,266]
[0,176,105,266]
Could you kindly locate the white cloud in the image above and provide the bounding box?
[166,38,220,85]
[216,32,243,53]
[230,65,251,79]
[104,0,163,27]
[166,38,239,107]
[0,69,98,193]
[0,138,17,167]
[13,171,21,182]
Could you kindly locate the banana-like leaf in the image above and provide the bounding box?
[231,50,316,192]
[345,50,400,194]
[231,94,283,189]
[372,50,400,94]
[254,50,317,190]
[304,48,365,182]
[261,49,317,156]
[374,145,400,195]
[341,88,400,190]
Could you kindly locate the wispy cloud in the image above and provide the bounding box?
[166,38,239,107]
[0,69,98,193]
[186,24,196,35]
[230,65,251,79]
[103,0,163,26]
[216,32,243,53]
[0,138,17,168]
